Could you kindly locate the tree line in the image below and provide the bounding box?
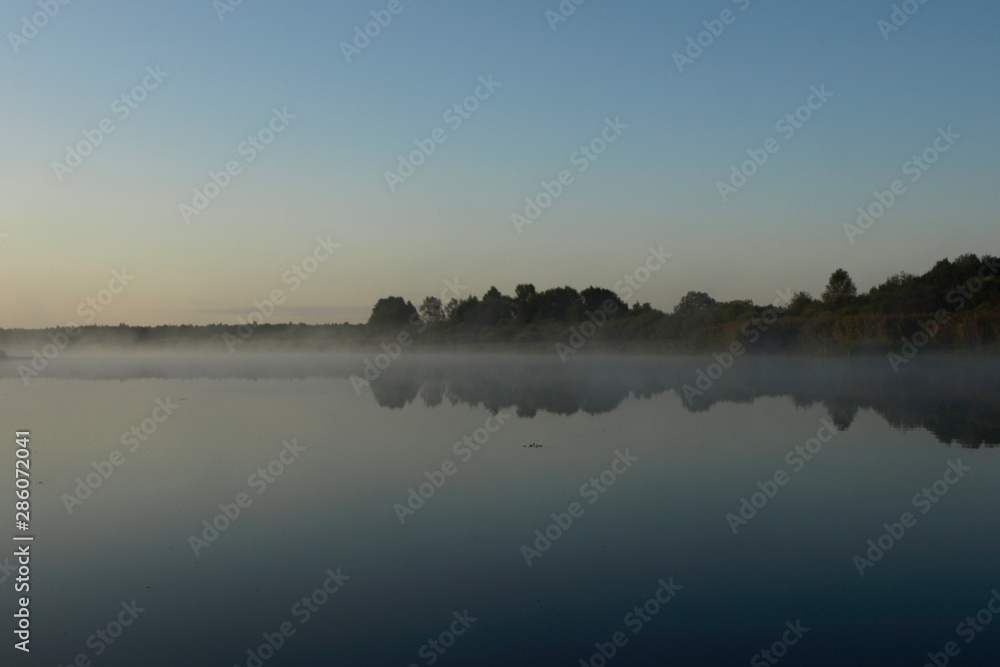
[1,253,997,353]
[364,253,1000,350]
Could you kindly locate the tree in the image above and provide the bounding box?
[444,298,460,322]
[786,291,816,317]
[822,269,858,307]
[479,287,515,325]
[533,287,582,322]
[419,296,444,323]
[514,284,537,323]
[514,284,537,302]
[580,286,627,316]
[451,296,482,324]
[672,291,716,317]
[367,296,417,329]
[705,299,756,325]
[952,253,981,277]
[669,291,717,336]
[865,272,924,314]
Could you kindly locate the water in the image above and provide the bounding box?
[2,354,998,666]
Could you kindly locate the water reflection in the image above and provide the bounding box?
[3,354,997,447]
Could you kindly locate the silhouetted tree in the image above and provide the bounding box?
[444,298,460,322]
[479,287,515,325]
[533,287,582,322]
[514,284,537,323]
[367,296,417,329]
[419,296,444,323]
[705,299,756,325]
[515,284,537,301]
[822,269,858,309]
[580,286,627,315]
[673,291,716,317]
[786,291,817,317]
[670,291,717,335]
[451,296,481,324]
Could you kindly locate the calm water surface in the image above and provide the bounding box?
[2,354,998,666]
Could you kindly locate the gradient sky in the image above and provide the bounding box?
[1,0,998,327]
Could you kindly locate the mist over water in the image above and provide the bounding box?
[4,353,998,446]
[2,353,998,665]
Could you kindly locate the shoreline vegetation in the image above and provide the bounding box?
[1,254,998,357]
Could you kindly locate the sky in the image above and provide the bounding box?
[1,0,998,327]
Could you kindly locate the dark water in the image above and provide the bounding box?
[2,354,998,666]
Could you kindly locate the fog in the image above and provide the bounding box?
[4,352,997,447]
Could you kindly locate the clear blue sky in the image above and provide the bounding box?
[1,0,997,326]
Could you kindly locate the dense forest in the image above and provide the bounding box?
[1,253,998,354]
